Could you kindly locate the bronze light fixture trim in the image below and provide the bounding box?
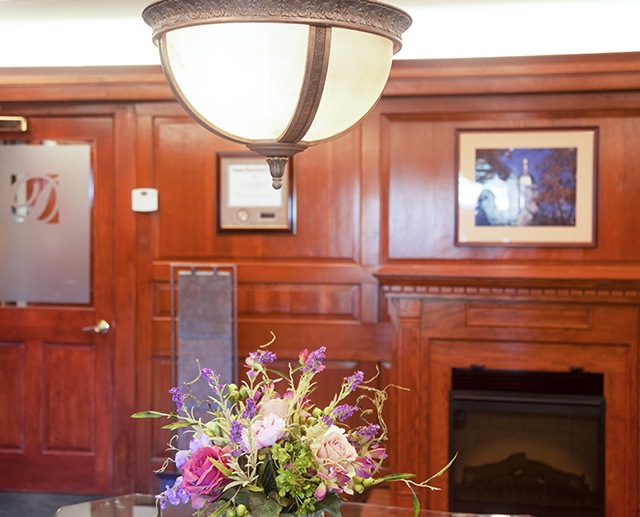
[143,0,412,189]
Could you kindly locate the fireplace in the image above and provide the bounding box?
[376,265,639,515]
[448,368,605,517]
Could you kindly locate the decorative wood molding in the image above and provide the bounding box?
[385,51,640,96]
[0,65,172,101]
[2,51,639,102]
[376,264,640,304]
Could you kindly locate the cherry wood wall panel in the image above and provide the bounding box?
[375,55,640,516]
[380,94,640,262]
[143,111,385,354]
[150,118,362,261]
[133,105,390,490]
[152,274,362,321]
[150,357,173,468]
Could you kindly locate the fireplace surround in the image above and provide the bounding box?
[376,264,640,516]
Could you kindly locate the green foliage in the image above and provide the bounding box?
[271,441,322,514]
[131,410,167,419]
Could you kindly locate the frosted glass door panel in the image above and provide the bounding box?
[0,144,92,304]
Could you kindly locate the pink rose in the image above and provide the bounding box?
[180,445,231,509]
[312,426,361,496]
[259,394,290,419]
[315,426,358,463]
[251,413,286,448]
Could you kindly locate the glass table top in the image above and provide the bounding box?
[55,493,535,517]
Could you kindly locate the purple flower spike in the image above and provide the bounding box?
[301,346,326,373]
[242,398,257,419]
[248,349,277,366]
[355,424,381,442]
[169,387,184,412]
[201,368,221,388]
[229,419,243,447]
[333,404,358,422]
[321,414,334,427]
[345,371,364,392]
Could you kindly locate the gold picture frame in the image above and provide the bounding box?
[456,128,597,247]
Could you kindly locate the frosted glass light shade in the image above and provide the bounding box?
[163,23,312,142]
[143,0,411,188]
[303,28,395,143]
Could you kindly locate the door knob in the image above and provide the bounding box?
[82,319,111,335]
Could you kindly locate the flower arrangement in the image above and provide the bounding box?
[133,337,452,517]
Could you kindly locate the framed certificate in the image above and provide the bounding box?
[217,153,294,232]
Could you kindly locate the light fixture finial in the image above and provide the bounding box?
[265,157,287,190]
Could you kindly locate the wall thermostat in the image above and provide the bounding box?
[131,188,158,212]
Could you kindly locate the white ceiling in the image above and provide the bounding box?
[0,0,638,67]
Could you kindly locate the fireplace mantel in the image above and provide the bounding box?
[376,264,640,516]
[376,263,640,303]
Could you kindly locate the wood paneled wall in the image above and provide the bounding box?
[1,54,639,508]
[132,101,394,490]
[130,53,640,500]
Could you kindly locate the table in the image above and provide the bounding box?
[55,494,535,517]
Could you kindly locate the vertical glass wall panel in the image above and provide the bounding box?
[0,142,92,304]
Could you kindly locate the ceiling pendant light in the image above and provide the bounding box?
[143,0,411,189]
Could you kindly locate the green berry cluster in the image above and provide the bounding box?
[271,441,321,514]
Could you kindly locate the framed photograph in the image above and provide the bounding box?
[456,128,597,246]
[217,153,294,232]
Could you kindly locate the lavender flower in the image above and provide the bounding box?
[333,404,358,422]
[345,371,364,393]
[354,424,381,443]
[301,346,326,373]
[229,419,243,448]
[242,398,257,419]
[169,387,184,411]
[321,414,334,427]
[247,349,277,366]
[201,368,220,388]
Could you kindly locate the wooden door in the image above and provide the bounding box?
[0,116,115,494]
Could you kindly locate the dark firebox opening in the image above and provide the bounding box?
[449,368,605,517]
